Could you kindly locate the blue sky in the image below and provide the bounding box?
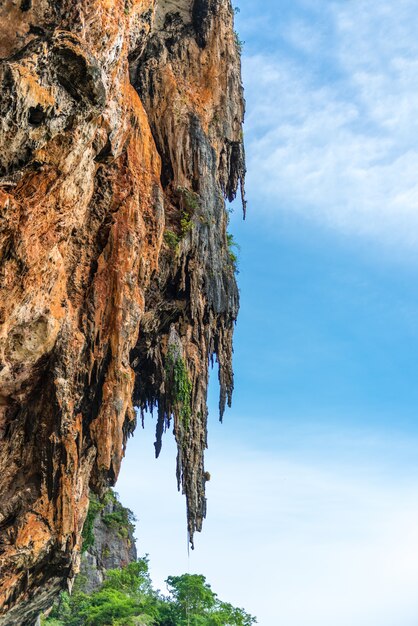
[118,1,418,624]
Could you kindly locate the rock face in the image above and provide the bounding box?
[79,491,137,594]
[0,1,245,623]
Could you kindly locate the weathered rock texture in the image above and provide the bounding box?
[0,0,245,623]
[79,491,137,593]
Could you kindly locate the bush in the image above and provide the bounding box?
[165,347,192,430]
[226,232,240,272]
[164,230,180,250]
[82,495,103,552]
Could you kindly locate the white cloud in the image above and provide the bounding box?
[282,18,325,56]
[243,0,418,247]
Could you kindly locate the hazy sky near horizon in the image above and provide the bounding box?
[118,1,418,624]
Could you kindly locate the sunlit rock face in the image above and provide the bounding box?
[0,0,245,623]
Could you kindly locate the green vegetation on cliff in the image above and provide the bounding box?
[42,557,256,626]
[165,347,193,430]
[101,491,136,540]
[81,494,103,553]
[82,491,136,552]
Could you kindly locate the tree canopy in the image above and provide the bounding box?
[42,558,256,626]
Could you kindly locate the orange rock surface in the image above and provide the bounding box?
[0,1,245,622]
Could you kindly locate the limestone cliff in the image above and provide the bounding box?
[0,0,245,623]
[79,491,137,593]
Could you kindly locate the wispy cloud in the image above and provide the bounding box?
[242,0,418,247]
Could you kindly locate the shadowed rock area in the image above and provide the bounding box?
[0,0,245,623]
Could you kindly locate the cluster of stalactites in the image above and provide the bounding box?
[132,251,239,546]
[129,0,245,546]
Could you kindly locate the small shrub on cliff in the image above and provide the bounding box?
[82,494,103,552]
[164,230,180,250]
[227,232,240,273]
[180,211,193,236]
[177,187,199,214]
[165,347,192,430]
[177,187,199,236]
[163,189,200,252]
[234,31,245,53]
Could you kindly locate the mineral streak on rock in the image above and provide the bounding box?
[0,0,245,623]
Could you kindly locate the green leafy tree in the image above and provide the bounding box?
[161,574,256,626]
[45,560,158,626]
[43,560,256,626]
[163,574,216,625]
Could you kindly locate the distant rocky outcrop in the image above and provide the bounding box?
[79,491,137,594]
